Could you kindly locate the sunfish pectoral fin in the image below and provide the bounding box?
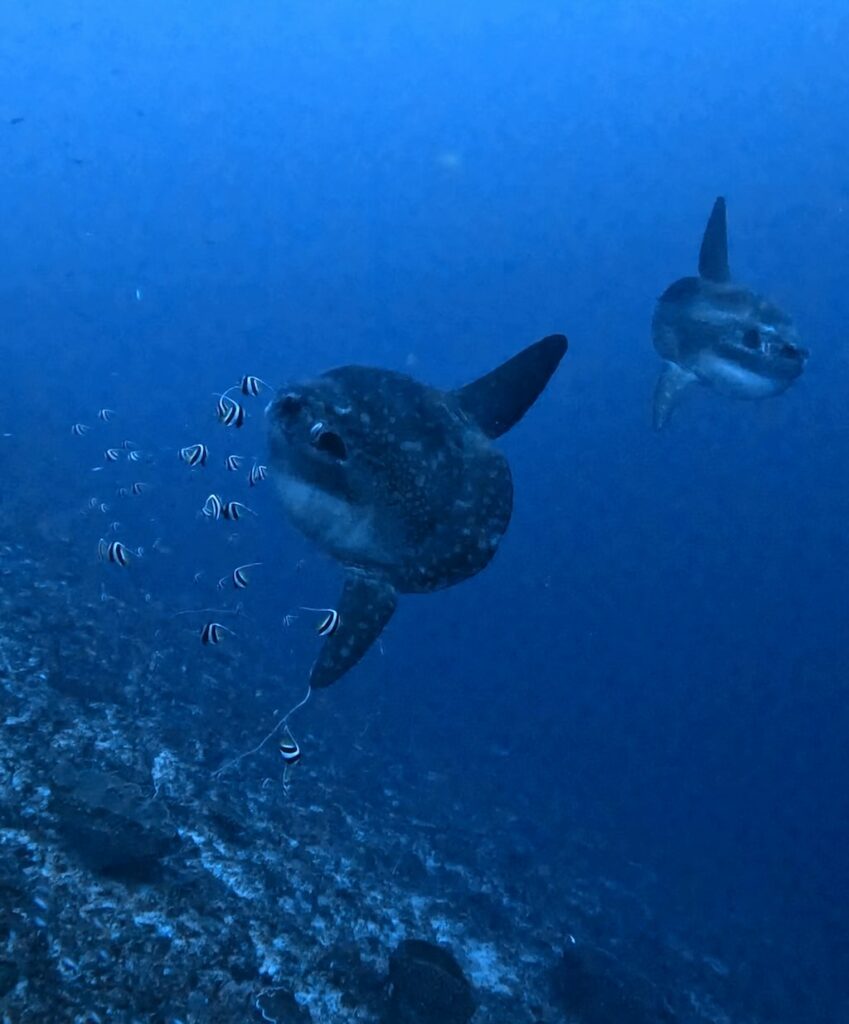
[698,196,730,283]
[309,569,398,689]
[653,362,696,430]
[454,333,568,439]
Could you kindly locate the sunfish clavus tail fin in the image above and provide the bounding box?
[698,196,730,283]
[309,569,398,689]
[454,334,568,440]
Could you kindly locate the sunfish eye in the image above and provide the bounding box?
[742,327,760,349]
[313,429,347,460]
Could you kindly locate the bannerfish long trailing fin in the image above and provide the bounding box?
[211,686,311,781]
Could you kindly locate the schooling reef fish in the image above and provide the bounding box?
[651,196,808,429]
[267,333,568,688]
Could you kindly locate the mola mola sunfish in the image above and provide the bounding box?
[651,196,807,429]
[267,334,567,688]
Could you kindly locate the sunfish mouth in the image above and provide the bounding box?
[765,340,808,362]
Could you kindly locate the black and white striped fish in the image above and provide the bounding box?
[300,606,341,636]
[179,443,209,467]
[202,494,223,520]
[97,539,140,567]
[71,423,90,437]
[97,409,115,422]
[225,454,243,472]
[218,562,261,591]
[248,463,267,487]
[127,450,144,463]
[131,482,147,496]
[278,735,301,765]
[221,500,252,521]
[215,394,246,428]
[201,622,232,645]
[317,609,340,637]
[214,395,230,420]
[239,375,269,397]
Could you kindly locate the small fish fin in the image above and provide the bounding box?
[454,334,567,439]
[698,196,730,283]
[653,362,695,431]
[309,570,397,689]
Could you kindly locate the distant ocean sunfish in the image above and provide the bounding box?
[267,334,568,688]
[651,196,808,429]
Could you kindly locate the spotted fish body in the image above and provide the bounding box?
[651,197,808,429]
[267,334,568,688]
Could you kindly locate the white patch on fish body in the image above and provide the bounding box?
[274,470,389,565]
[695,353,780,398]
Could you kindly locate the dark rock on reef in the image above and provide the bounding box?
[551,942,676,1024]
[49,764,180,883]
[385,939,475,1024]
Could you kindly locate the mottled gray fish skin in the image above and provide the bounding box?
[651,196,808,429]
[267,334,567,688]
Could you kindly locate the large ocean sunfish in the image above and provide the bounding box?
[267,334,567,688]
[651,196,808,429]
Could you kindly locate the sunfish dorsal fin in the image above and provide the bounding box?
[309,569,397,689]
[698,196,730,283]
[653,362,696,430]
[454,334,567,439]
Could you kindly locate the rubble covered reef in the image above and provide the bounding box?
[0,542,747,1023]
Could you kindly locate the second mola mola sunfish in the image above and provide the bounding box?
[267,334,568,688]
[651,196,808,429]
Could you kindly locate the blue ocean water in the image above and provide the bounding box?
[1,2,847,1021]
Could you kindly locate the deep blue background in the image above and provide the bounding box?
[2,1,848,1018]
